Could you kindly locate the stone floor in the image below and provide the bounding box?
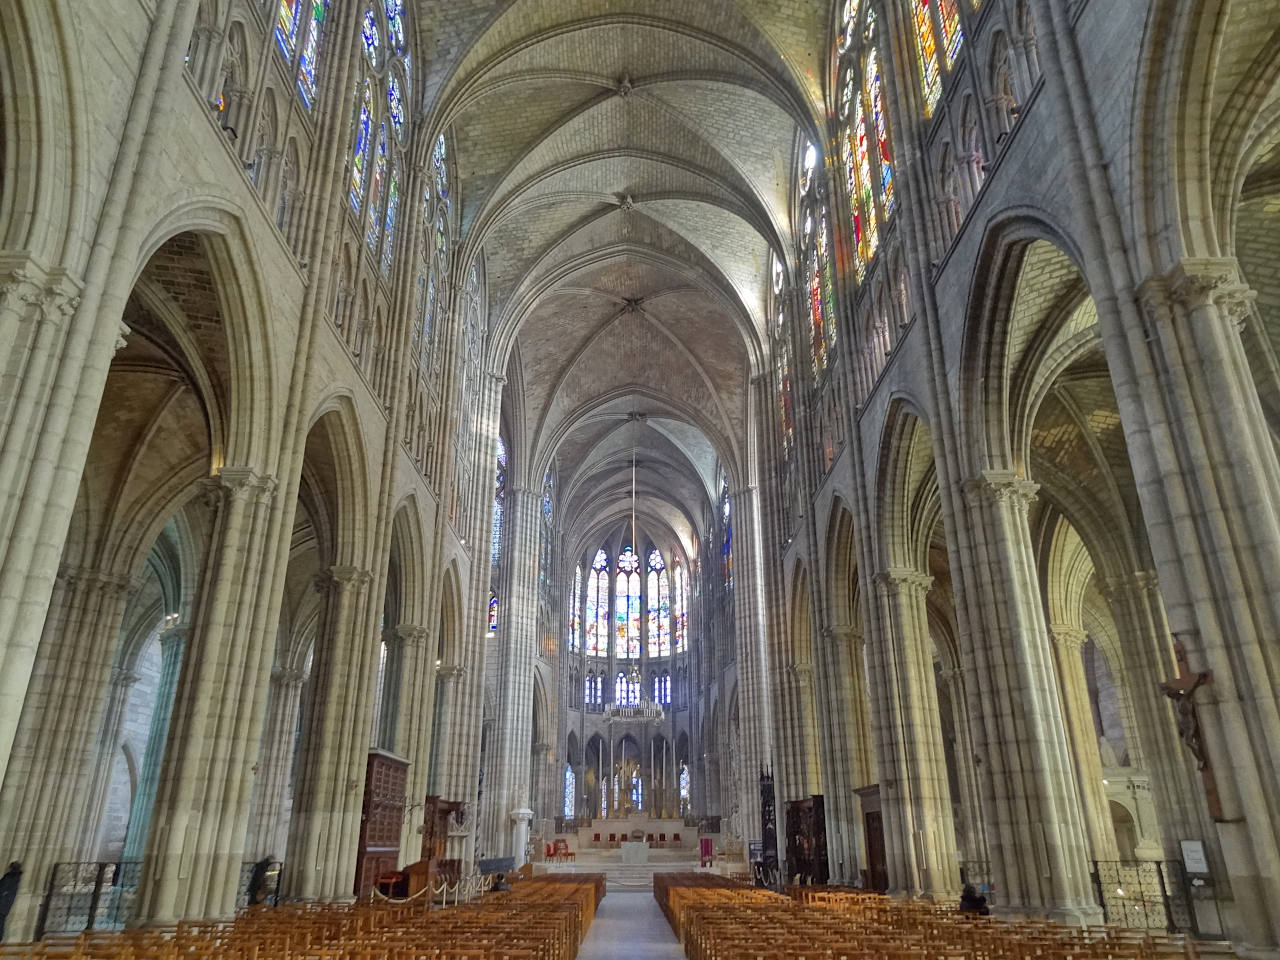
[576,890,685,960]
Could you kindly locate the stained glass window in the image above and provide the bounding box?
[939,0,964,67]
[349,81,373,212]
[673,560,687,649]
[867,49,895,216]
[366,125,388,251]
[777,331,794,453]
[800,141,818,194]
[818,215,836,360]
[563,765,576,819]
[647,549,670,658]
[433,134,449,199]
[276,0,302,59]
[809,248,827,375]
[490,437,507,566]
[721,477,733,591]
[653,671,670,705]
[615,673,628,705]
[586,549,609,657]
[380,168,399,275]
[384,0,406,54]
[631,776,643,812]
[569,564,582,651]
[419,275,435,362]
[679,763,690,811]
[388,72,406,139]
[615,549,641,659]
[913,1,942,115]
[361,8,380,67]
[296,2,327,107]
[488,592,498,631]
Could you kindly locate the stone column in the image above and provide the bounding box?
[285,565,378,900]
[0,567,136,940]
[729,484,775,844]
[0,0,197,797]
[76,665,142,857]
[1048,625,1118,862]
[937,664,988,870]
[1102,574,1214,858]
[245,665,307,860]
[488,486,540,858]
[958,473,1098,922]
[134,469,278,926]
[394,625,434,861]
[867,569,959,899]
[428,664,466,794]
[121,624,188,860]
[813,625,874,883]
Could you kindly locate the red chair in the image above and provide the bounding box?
[608,833,616,843]
[673,833,681,842]
[593,833,601,843]
[646,833,655,843]
[659,833,667,843]
[545,842,555,861]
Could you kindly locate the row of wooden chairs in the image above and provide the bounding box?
[653,875,1195,960]
[0,875,606,960]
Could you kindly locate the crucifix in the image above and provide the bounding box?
[1161,641,1223,820]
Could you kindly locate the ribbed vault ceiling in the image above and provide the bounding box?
[419,0,828,548]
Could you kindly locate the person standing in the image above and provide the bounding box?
[0,862,22,939]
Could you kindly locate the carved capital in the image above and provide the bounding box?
[436,662,467,681]
[111,666,142,688]
[1102,569,1159,604]
[271,664,307,687]
[1167,258,1237,312]
[329,565,373,588]
[786,662,815,683]
[1049,624,1089,653]
[874,567,933,597]
[395,624,430,647]
[962,470,1038,511]
[158,623,188,651]
[202,467,275,510]
[115,320,131,352]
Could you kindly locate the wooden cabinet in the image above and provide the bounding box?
[354,750,408,896]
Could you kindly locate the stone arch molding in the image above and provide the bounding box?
[132,197,290,472]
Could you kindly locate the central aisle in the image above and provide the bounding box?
[576,890,685,960]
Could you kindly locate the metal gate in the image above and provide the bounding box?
[1091,860,1196,934]
[37,861,141,937]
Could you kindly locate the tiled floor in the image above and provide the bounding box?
[576,890,685,960]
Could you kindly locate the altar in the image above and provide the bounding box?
[620,840,650,864]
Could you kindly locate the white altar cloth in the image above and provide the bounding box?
[620,840,650,864]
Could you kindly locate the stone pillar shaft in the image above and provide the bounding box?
[245,666,306,860]
[285,565,377,899]
[868,569,959,899]
[134,469,277,925]
[1049,625,1117,861]
[0,569,135,940]
[122,626,187,860]
[958,472,1097,921]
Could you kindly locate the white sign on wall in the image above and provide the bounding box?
[1180,839,1209,874]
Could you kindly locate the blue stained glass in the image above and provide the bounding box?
[361,8,380,67]
[433,134,449,199]
[349,81,373,212]
[276,0,302,60]
[384,0,406,53]
[380,171,399,275]
[365,124,388,251]
[296,2,327,106]
[563,766,576,819]
[388,72,405,138]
